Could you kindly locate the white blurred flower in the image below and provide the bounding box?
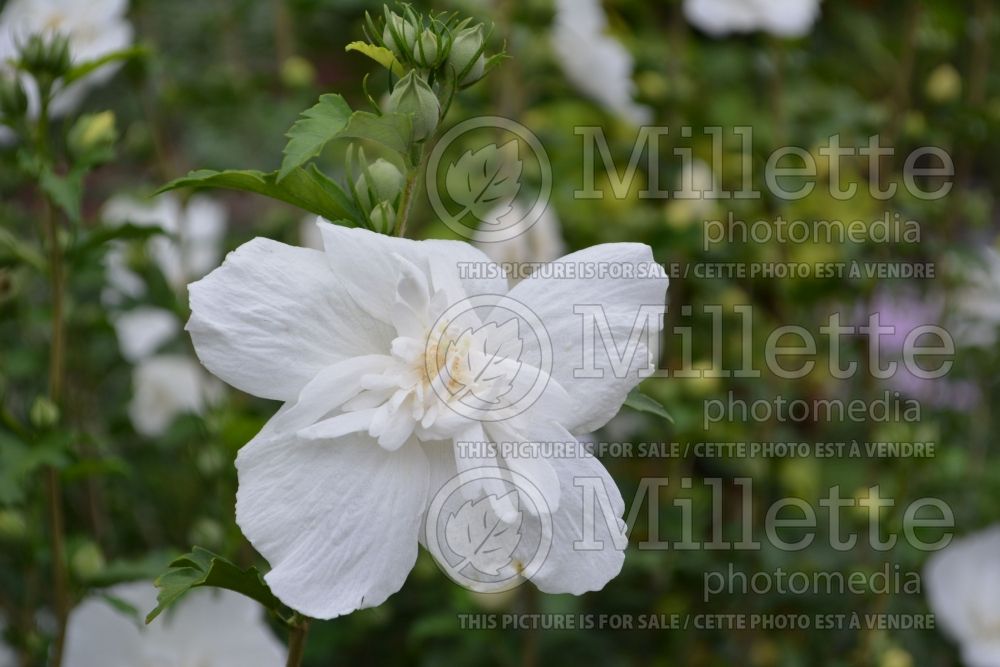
[111,306,179,363]
[925,526,1000,667]
[128,355,221,437]
[473,202,566,283]
[103,192,227,300]
[683,0,822,38]
[186,220,668,618]
[0,0,133,120]
[63,581,285,667]
[550,0,651,125]
[950,247,1000,349]
[0,623,12,667]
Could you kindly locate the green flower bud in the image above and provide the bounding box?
[0,76,28,120]
[0,509,27,543]
[354,158,405,212]
[67,111,118,163]
[19,33,72,81]
[30,396,59,430]
[70,541,106,581]
[386,71,440,142]
[280,55,316,89]
[382,12,417,58]
[448,24,486,85]
[368,201,397,234]
[412,31,443,68]
[925,63,961,104]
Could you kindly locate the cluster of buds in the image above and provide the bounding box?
[348,147,406,234]
[355,5,503,146]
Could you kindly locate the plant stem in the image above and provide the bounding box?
[285,617,311,667]
[37,94,70,667]
[394,144,427,239]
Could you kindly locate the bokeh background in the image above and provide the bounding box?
[1,0,998,665]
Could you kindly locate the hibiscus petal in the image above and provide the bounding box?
[505,243,668,433]
[187,237,393,401]
[317,221,508,324]
[235,432,429,619]
[515,440,627,594]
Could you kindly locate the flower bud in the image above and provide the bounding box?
[412,31,443,68]
[0,76,28,119]
[925,63,961,104]
[368,201,397,234]
[382,12,417,57]
[0,509,27,543]
[280,55,316,89]
[19,33,72,81]
[386,71,440,142]
[448,24,485,85]
[354,158,405,211]
[30,396,60,430]
[68,111,118,163]
[70,541,106,581]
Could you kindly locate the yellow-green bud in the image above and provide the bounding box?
[354,158,405,211]
[70,541,106,581]
[68,111,117,162]
[0,509,27,543]
[30,396,59,430]
[369,201,397,234]
[386,71,440,142]
[925,64,961,104]
[280,55,316,89]
[383,12,417,58]
[448,25,485,85]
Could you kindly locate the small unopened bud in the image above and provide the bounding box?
[68,111,117,162]
[281,56,316,89]
[0,76,28,119]
[70,541,106,581]
[925,64,961,104]
[386,71,440,142]
[19,33,72,81]
[30,396,60,429]
[354,158,405,211]
[412,31,443,68]
[383,12,417,57]
[0,509,27,543]
[448,24,485,85]
[368,201,397,234]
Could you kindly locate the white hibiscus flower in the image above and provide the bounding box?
[683,0,822,38]
[0,0,132,127]
[925,526,1000,667]
[473,202,566,284]
[186,220,669,618]
[949,247,1000,349]
[101,193,227,435]
[0,622,13,667]
[550,0,651,126]
[63,581,285,667]
[128,354,222,437]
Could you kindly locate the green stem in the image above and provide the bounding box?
[285,617,310,667]
[36,93,70,667]
[394,144,428,239]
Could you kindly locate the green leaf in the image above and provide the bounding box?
[62,46,149,86]
[278,94,353,182]
[146,547,285,625]
[337,111,413,162]
[157,166,361,224]
[0,432,72,505]
[0,226,46,271]
[623,388,674,423]
[67,223,166,266]
[345,41,405,77]
[39,168,83,223]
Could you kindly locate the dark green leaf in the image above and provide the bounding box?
[146,547,285,624]
[623,388,674,423]
[157,166,361,225]
[278,94,352,182]
[39,168,82,223]
[67,223,166,266]
[337,111,414,162]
